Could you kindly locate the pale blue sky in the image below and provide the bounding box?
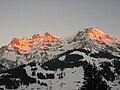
[0,0,120,45]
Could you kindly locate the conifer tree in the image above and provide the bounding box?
[81,63,109,90]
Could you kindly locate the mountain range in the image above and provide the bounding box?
[0,27,120,90]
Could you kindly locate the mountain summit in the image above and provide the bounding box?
[8,32,60,51]
[87,27,119,45]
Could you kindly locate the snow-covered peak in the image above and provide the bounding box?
[87,27,119,45]
[8,32,60,52]
[45,32,60,40]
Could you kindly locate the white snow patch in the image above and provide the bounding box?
[59,55,66,61]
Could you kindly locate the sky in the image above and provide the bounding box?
[0,0,120,45]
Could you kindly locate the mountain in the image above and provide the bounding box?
[8,32,60,51]
[88,28,118,44]
[0,27,120,90]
